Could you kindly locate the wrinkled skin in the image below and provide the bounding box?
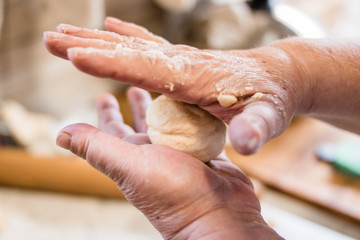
[44,17,310,155]
[56,87,283,239]
[45,16,360,240]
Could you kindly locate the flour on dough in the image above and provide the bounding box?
[146,95,226,162]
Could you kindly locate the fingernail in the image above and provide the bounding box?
[42,32,49,44]
[56,131,72,149]
[107,17,122,23]
[43,31,63,40]
[67,48,74,60]
[57,24,79,34]
[236,134,260,154]
[67,48,80,60]
[246,135,260,153]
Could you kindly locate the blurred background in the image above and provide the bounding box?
[0,0,360,239]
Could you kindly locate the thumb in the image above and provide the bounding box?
[56,123,140,182]
[228,101,291,155]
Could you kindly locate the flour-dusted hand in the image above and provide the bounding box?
[44,17,360,155]
[44,17,304,155]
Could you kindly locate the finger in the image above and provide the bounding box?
[97,93,135,138]
[57,23,162,47]
[56,123,141,183]
[123,134,151,145]
[44,32,116,59]
[43,31,150,60]
[67,47,186,95]
[228,101,290,155]
[105,17,169,44]
[127,87,152,133]
[97,93,151,145]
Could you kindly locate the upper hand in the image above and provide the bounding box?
[44,17,309,155]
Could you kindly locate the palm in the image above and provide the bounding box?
[121,143,258,217]
[57,88,261,238]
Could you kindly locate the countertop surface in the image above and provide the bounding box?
[0,186,358,240]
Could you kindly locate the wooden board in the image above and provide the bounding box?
[1,116,359,221]
[0,148,124,198]
[226,117,360,222]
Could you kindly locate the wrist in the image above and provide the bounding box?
[169,206,283,240]
[270,38,360,133]
[269,38,315,115]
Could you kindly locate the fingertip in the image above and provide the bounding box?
[56,123,99,159]
[126,87,153,112]
[96,93,119,110]
[228,100,290,155]
[43,32,77,59]
[42,32,51,48]
[105,16,122,24]
[104,17,123,32]
[42,31,49,41]
[56,23,66,33]
[66,47,91,62]
[56,130,72,150]
[66,48,76,60]
[228,115,262,155]
[42,31,62,48]
[127,86,151,99]
[56,123,94,149]
[66,47,85,61]
[56,23,80,34]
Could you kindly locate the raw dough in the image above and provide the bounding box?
[217,94,238,107]
[146,95,226,162]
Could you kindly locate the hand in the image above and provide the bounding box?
[44,17,310,155]
[56,87,282,240]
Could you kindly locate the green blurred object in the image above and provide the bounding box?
[316,139,360,177]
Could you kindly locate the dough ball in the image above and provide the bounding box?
[146,95,226,162]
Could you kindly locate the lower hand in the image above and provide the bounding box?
[56,87,282,240]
